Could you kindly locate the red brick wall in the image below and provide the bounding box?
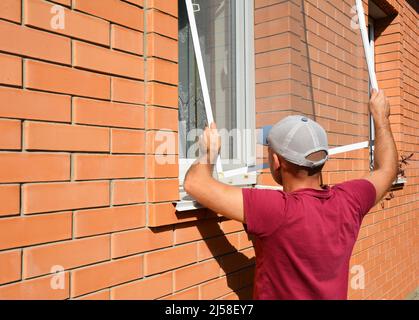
[0,0,416,300]
[349,0,418,299]
[254,0,418,300]
[0,0,254,300]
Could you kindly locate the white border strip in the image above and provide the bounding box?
[328,140,370,156]
[185,0,223,175]
[356,0,379,90]
[222,140,371,178]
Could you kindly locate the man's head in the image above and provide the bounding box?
[259,115,329,186]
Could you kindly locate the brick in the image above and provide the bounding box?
[0,153,69,183]
[124,0,143,7]
[165,286,199,300]
[198,233,240,261]
[146,155,179,178]
[0,87,70,122]
[0,20,70,64]
[0,185,20,217]
[112,272,172,300]
[174,220,224,245]
[111,129,145,154]
[23,235,110,279]
[0,53,22,86]
[146,82,177,107]
[112,77,145,104]
[0,119,21,150]
[218,248,255,275]
[73,97,145,129]
[76,290,110,300]
[24,0,110,45]
[70,255,143,297]
[111,24,143,55]
[147,106,178,131]
[149,0,177,16]
[144,243,197,276]
[112,179,146,206]
[147,33,178,62]
[255,0,285,10]
[0,212,72,250]
[200,267,254,300]
[147,179,179,202]
[238,231,255,250]
[174,259,220,291]
[148,203,215,227]
[147,58,177,85]
[49,0,71,5]
[73,154,145,180]
[73,0,143,31]
[147,130,178,155]
[0,0,21,23]
[24,122,109,152]
[23,181,109,214]
[74,205,146,238]
[199,276,232,300]
[25,60,110,99]
[73,41,144,80]
[111,226,173,258]
[256,49,292,68]
[220,219,244,233]
[255,17,291,39]
[0,273,69,300]
[147,10,177,39]
[0,250,21,285]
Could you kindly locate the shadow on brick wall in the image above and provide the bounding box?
[196,219,256,300]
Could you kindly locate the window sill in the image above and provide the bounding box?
[175,184,283,212]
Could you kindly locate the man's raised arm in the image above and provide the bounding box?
[364,89,399,205]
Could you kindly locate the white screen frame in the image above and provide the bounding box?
[179,0,257,186]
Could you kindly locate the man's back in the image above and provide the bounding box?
[242,179,376,300]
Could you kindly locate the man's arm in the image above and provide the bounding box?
[363,89,399,205]
[183,124,245,223]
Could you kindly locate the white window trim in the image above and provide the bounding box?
[179,0,256,186]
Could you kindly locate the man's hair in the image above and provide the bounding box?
[283,150,327,177]
[287,160,324,177]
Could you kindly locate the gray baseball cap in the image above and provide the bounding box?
[258,115,329,168]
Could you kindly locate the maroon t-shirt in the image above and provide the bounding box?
[242,179,376,300]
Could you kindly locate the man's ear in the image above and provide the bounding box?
[271,149,281,172]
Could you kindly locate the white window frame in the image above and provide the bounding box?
[368,17,376,170]
[179,0,256,187]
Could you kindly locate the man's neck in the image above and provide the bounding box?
[282,176,323,193]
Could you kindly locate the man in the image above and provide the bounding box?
[183,90,398,299]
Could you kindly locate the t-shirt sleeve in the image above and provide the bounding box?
[340,179,377,221]
[242,188,286,238]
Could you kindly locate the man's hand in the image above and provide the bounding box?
[184,122,245,223]
[198,122,221,164]
[369,89,390,123]
[364,89,398,205]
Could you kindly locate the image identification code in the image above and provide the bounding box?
[164,304,254,317]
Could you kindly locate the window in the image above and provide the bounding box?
[178,0,256,187]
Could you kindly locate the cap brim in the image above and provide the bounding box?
[257,125,273,146]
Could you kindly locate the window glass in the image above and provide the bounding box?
[178,0,249,171]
